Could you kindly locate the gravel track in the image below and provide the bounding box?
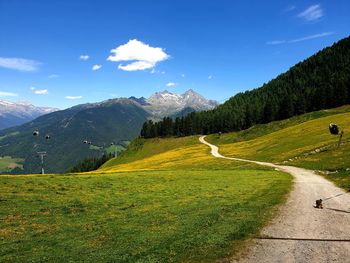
[199,136,350,263]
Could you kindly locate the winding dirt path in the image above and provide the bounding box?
[199,136,350,263]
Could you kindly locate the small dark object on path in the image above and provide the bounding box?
[315,199,323,209]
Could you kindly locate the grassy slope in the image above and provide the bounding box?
[0,156,23,173]
[0,135,292,262]
[207,106,350,189]
[2,106,350,262]
[99,136,253,173]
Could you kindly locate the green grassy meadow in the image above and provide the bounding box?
[0,132,293,262]
[0,169,291,262]
[3,106,349,262]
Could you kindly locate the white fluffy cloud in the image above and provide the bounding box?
[30,86,48,95]
[34,89,48,95]
[118,61,152,71]
[0,91,18,97]
[298,4,323,21]
[166,82,176,87]
[65,95,82,100]
[79,55,90,61]
[107,39,170,71]
[0,57,41,72]
[92,64,102,71]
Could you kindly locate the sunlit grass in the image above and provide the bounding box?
[206,107,350,189]
[0,169,291,262]
[208,112,350,162]
[98,142,253,173]
[8,107,350,261]
[0,132,293,262]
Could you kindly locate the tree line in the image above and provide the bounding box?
[141,36,350,138]
[66,153,114,173]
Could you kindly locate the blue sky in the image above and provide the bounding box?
[0,0,349,109]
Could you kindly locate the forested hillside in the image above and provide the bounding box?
[0,100,149,173]
[141,36,350,138]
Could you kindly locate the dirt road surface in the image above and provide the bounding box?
[199,136,350,263]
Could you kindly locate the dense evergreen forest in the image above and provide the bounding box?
[66,153,114,173]
[141,36,350,138]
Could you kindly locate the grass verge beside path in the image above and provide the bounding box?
[206,106,350,190]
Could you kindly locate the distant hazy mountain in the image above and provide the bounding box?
[0,89,217,173]
[128,96,150,106]
[0,100,58,130]
[143,89,218,118]
[0,98,150,173]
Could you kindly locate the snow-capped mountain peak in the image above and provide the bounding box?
[0,100,58,130]
[144,89,218,118]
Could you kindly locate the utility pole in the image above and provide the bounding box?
[37,151,46,174]
[337,130,344,148]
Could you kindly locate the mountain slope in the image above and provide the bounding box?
[0,100,57,130]
[141,36,350,137]
[0,99,150,173]
[205,105,350,189]
[103,105,350,189]
[0,89,216,173]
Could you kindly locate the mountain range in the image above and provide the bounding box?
[0,100,57,130]
[0,90,218,173]
[142,89,218,118]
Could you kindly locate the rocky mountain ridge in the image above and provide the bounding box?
[0,100,58,130]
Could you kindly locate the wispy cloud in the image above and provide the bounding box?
[92,64,102,71]
[181,73,185,78]
[48,74,59,78]
[285,5,296,12]
[298,4,323,21]
[166,82,176,87]
[0,91,18,97]
[107,39,170,71]
[266,32,333,45]
[30,86,36,90]
[150,68,165,74]
[79,55,89,61]
[33,89,48,95]
[65,95,82,100]
[208,75,213,80]
[289,32,333,43]
[266,40,287,45]
[0,57,41,72]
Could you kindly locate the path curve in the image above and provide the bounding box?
[199,136,350,263]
